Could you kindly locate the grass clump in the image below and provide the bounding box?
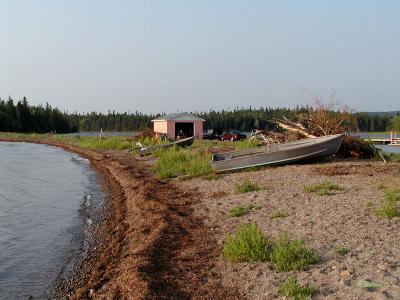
[223,224,319,272]
[304,180,343,196]
[270,210,288,219]
[269,234,319,272]
[222,222,271,263]
[375,190,400,218]
[234,139,260,150]
[234,179,261,194]
[334,245,349,256]
[279,277,316,300]
[356,280,381,291]
[153,147,212,178]
[229,204,261,217]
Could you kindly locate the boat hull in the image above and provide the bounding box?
[211,134,344,172]
[138,136,195,156]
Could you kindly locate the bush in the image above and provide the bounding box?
[279,277,316,300]
[234,179,261,194]
[222,222,271,263]
[375,190,400,218]
[304,180,343,196]
[269,234,319,272]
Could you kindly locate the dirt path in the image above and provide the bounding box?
[0,139,238,299]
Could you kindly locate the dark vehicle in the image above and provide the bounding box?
[203,127,223,140]
[222,130,247,141]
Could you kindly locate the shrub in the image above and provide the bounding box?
[279,277,316,300]
[269,234,319,272]
[229,204,261,217]
[304,180,343,196]
[356,280,381,291]
[270,211,288,219]
[234,179,261,194]
[375,190,400,218]
[222,222,271,262]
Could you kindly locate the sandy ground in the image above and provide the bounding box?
[180,161,400,299]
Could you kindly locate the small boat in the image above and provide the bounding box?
[137,136,195,156]
[211,134,344,173]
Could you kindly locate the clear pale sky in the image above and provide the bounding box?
[1,0,399,114]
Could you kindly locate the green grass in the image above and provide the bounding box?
[270,210,288,219]
[234,139,260,150]
[334,245,349,256]
[222,222,271,263]
[304,180,344,196]
[388,153,400,162]
[223,224,319,271]
[279,277,316,300]
[375,190,400,218]
[269,234,319,272]
[356,280,381,291]
[153,146,212,178]
[229,204,261,217]
[0,132,137,150]
[234,179,261,194]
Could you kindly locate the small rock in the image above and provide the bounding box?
[340,270,351,277]
[332,266,337,270]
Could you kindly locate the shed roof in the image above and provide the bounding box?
[152,112,205,122]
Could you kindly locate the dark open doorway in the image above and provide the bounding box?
[175,122,194,138]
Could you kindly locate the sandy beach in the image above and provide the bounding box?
[2,137,400,299]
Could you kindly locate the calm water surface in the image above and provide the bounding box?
[0,142,104,299]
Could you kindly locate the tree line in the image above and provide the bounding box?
[0,97,398,133]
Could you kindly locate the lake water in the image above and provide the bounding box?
[356,132,400,154]
[0,142,104,299]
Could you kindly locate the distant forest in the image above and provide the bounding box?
[0,97,398,133]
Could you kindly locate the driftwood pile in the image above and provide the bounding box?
[250,102,377,159]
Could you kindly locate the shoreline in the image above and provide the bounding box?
[0,138,236,299]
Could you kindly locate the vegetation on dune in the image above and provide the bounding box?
[223,223,319,271]
[223,222,271,263]
[278,277,316,300]
[234,179,261,194]
[153,146,212,179]
[229,204,261,217]
[334,245,350,256]
[356,280,381,291]
[375,190,400,218]
[304,180,343,196]
[270,210,288,219]
[269,234,319,272]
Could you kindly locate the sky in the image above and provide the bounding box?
[1,0,399,114]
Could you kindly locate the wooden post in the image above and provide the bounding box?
[390,131,393,145]
[100,128,103,140]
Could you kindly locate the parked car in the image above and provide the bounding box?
[221,130,247,141]
[203,127,223,140]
